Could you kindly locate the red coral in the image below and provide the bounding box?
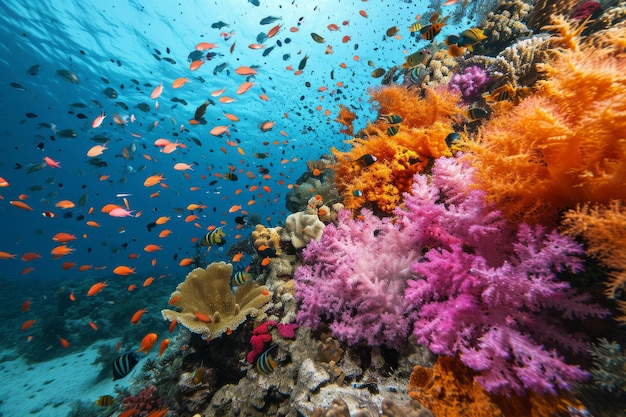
[121,385,163,417]
[247,320,276,363]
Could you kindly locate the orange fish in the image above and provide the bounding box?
[179,258,193,267]
[144,244,162,253]
[130,308,148,324]
[55,200,75,209]
[169,318,177,333]
[193,311,211,323]
[155,216,170,225]
[89,321,98,331]
[261,256,271,266]
[86,220,101,227]
[52,232,76,243]
[113,265,136,276]
[172,77,189,89]
[143,277,154,287]
[91,111,106,128]
[236,81,254,95]
[87,281,107,296]
[61,261,76,270]
[359,10,368,18]
[168,295,181,305]
[158,339,170,356]
[190,60,204,71]
[9,200,33,211]
[51,245,74,257]
[21,319,36,330]
[232,253,244,262]
[0,176,9,187]
[137,333,158,354]
[235,66,257,75]
[21,252,42,261]
[266,23,282,38]
[59,337,69,348]
[150,82,163,99]
[128,284,137,292]
[69,290,76,301]
[144,173,165,187]
[158,229,172,238]
[22,299,31,312]
[195,42,217,50]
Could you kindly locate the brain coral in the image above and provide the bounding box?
[162,262,272,339]
[332,85,462,213]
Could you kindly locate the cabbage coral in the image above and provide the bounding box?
[461,17,626,225]
[332,85,462,213]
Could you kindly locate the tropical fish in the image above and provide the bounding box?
[298,55,309,71]
[353,154,377,168]
[379,114,402,124]
[95,395,114,406]
[408,22,423,33]
[201,227,226,246]
[371,68,385,78]
[223,172,238,181]
[232,271,251,286]
[456,28,489,51]
[130,308,148,324]
[403,50,430,68]
[56,69,79,84]
[112,352,140,380]
[387,125,400,136]
[386,26,399,37]
[420,13,449,41]
[87,281,107,296]
[256,345,279,375]
[466,107,489,122]
[137,333,158,354]
[407,64,428,85]
[483,83,517,104]
[260,16,281,25]
[311,33,325,43]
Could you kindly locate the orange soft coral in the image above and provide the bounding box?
[332,86,462,213]
[461,26,626,225]
[408,356,583,417]
[562,200,626,323]
[334,104,357,136]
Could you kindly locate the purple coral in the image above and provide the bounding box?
[295,209,419,350]
[571,1,601,20]
[295,156,607,395]
[448,65,491,104]
[121,384,163,416]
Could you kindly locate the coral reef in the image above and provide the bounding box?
[408,356,584,417]
[310,397,433,417]
[331,85,461,213]
[448,65,491,104]
[562,200,626,322]
[121,384,164,417]
[251,224,282,252]
[162,262,272,340]
[474,0,533,55]
[280,211,325,250]
[589,338,626,394]
[460,18,626,225]
[335,104,357,136]
[285,173,339,214]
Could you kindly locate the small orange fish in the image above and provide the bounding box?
[232,253,244,262]
[87,281,107,296]
[171,77,189,89]
[137,333,158,354]
[150,82,163,99]
[21,319,36,330]
[144,244,162,253]
[194,311,212,323]
[9,200,33,211]
[144,173,165,187]
[128,284,137,292]
[22,300,31,311]
[113,265,136,276]
[91,111,106,128]
[261,256,271,266]
[179,258,194,267]
[143,277,154,287]
[158,339,170,356]
[89,321,98,331]
[168,295,181,305]
[130,308,148,324]
[155,216,170,225]
[169,318,177,333]
[69,290,76,301]
[59,337,69,348]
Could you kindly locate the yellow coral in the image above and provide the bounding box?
[161,262,272,339]
[332,86,462,213]
[251,224,282,253]
[461,26,626,224]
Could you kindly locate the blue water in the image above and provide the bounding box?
[0,0,485,415]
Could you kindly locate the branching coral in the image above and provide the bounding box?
[331,86,462,213]
[408,356,585,417]
[562,200,626,322]
[161,262,272,340]
[589,337,626,394]
[460,20,626,225]
[297,156,607,394]
[335,104,357,136]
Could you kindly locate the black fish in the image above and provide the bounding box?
[27,64,41,76]
[136,103,150,112]
[213,62,228,75]
[146,222,157,232]
[262,46,275,57]
[103,87,118,99]
[194,100,212,120]
[249,0,260,5]
[298,55,309,71]
[256,345,278,375]
[112,352,140,380]
[234,215,247,225]
[211,21,229,29]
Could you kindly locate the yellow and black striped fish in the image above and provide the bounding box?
[408,22,422,33]
[256,345,278,375]
[379,114,402,124]
[232,271,251,286]
[201,227,226,246]
[466,107,488,122]
[387,125,400,136]
[95,395,114,407]
[224,172,238,181]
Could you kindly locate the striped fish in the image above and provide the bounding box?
[201,227,226,246]
[232,271,251,286]
[95,395,114,406]
[256,345,278,375]
[112,352,140,380]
